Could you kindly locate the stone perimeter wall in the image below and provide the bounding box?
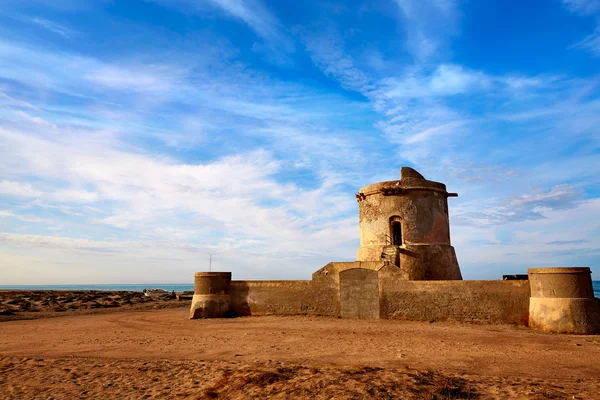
[229,265,531,325]
[380,279,530,324]
[230,281,314,317]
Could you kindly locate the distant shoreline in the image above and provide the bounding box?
[0,284,194,292]
[0,290,190,322]
[1,281,599,297]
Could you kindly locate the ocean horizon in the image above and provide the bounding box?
[2,281,600,298]
[0,284,194,292]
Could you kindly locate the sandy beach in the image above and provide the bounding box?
[1,292,599,399]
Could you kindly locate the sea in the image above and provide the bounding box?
[1,281,600,298]
[0,284,194,292]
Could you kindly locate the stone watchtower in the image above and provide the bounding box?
[355,167,462,280]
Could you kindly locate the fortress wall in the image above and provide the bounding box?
[223,268,531,323]
[379,279,531,324]
[230,280,319,316]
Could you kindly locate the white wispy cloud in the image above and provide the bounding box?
[383,64,490,98]
[0,232,187,253]
[85,64,187,93]
[0,39,188,98]
[0,209,50,223]
[0,180,43,198]
[0,91,40,111]
[563,0,600,56]
[383,64,555,99]
[12,110,56,128]
[573,27,600,56]
[401,120,467,145]
[563,0,600,15]
[29,17,74,38]
[393,0,460,61]
[303,28,375,94]
[2,0,111,12]
[454,184,583,227]
[147,0,294,64]
[48,190,100,203]
[0,9,76,38]
[208,0,293,50]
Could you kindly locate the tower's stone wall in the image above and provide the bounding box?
[357,183,451,248]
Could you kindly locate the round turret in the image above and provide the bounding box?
[189,272,232,319]
[528,267,600,334]
[356,167,461,280]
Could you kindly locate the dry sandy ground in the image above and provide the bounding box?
[1,309,600,399]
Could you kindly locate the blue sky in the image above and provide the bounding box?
[1,0,599,284]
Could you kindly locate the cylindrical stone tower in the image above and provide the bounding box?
[189,272,232,319]
[528,267,600,334]
[356,167,462,280]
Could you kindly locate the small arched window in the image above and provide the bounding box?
[389,216,403,246]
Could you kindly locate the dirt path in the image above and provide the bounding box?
[1,309,599,398]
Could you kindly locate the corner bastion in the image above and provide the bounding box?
[189,167,600,334]
[189,272,231,319]
[529,267,600,334]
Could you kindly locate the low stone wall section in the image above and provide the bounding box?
[230,280,314,316]
[380,278,530,324]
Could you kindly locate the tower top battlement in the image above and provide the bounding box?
[400,166,424,179]
[356,167,457,202]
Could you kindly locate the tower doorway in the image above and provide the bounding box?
[389,216,403,246]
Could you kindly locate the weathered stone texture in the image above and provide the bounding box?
[312,262,387,318]
[357,190,451,249]
[229,280,313,316]
[379,278,531,324]
[398,244,461,280]
[339,268,379,319]
[189,272,232,319]
[528,267,600,334]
